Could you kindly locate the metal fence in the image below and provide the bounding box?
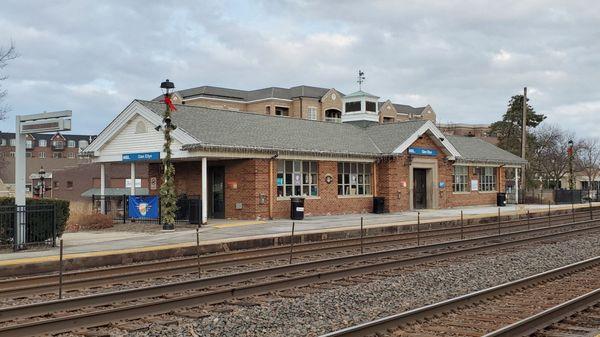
[92,194,202,225]
[0,204,56,251]
[554,189,583,204]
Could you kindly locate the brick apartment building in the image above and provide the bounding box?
[437,123,497,144]
[160,85,437,124]
[85,92,526,222]
[0,132,96,193]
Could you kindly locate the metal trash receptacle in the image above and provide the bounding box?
[497,192,507,207]
[291,197,305,220]
[373,197,385,214]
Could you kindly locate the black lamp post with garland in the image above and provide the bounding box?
[159,79,178,231]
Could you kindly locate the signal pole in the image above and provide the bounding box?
[521,87,527,191]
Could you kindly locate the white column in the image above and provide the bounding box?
[515,167,519,205]
[202,157,208,225]
[14,116,26,246]
[130,162,136,196]
[100,163,106,214]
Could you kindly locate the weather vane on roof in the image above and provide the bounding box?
[357,70,365,91]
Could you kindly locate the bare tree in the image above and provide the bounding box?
[575,137,600,191]
[0,41,17,120]
[530,124,575,189]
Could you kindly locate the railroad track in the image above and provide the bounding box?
[320,252,600,337]
[0,208,596,302]
[0,217,599,337]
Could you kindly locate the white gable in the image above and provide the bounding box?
[392,120,460,159]
[87,101,197,163]
[100,114,183,156]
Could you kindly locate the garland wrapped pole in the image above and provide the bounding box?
[159,79,178,231]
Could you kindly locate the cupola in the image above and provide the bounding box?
[341,90,380,124]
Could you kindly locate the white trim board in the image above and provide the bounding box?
[392,120,460,159]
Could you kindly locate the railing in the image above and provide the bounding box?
[324,117,342,123]
[0,204,56,251]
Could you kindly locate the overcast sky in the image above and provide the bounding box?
[1,1,599,137]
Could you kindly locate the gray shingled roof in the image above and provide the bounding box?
[167,85,332,102]
[81,188,149,197]
[139,100,382,157]
[446,135,527,165]
[136,100,525,165]
[393,104,427,115]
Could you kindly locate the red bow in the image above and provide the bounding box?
[162,95,177,111]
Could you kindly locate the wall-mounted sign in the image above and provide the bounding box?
[439,181,446,188]
[125,179,142,188]
[471,179,479,191]
[408,147,438,157]
[150,177,157,190]
[277,177,284,186]
[293,173,302,186]
[325,174,333,184]
[122,152,160,162]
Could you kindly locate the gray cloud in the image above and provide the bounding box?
[1,0,599,139]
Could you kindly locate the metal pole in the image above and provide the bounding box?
[58,239,64,299]
[572,198,575,223]
[527,210,530,230]
[416,212,420,246]
[360,217,364,255]
[521,87,527,193]
[52,205,56,247]
[196,227,201,279]
[590,198,593,220]
[498,208,501,235]
[123,195,127,224]
[460,210,464,240]
[548,201,551,226]
[289,222,295,264]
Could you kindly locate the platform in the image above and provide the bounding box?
[0,203,595,275]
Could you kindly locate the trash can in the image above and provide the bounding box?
[497,192,507,207]
[291,197,305,220]
[373,197,385,214]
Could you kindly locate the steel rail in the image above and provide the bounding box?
[0,219,598,337]
[319,257,600,337]
[482,288,600,337]
[0,207,592,297]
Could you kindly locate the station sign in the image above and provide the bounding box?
[408,147,438,156]
[122,152,160,162]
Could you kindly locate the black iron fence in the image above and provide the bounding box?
[92,194,202,225]
[554,189,583,204]
[0,204,56,251]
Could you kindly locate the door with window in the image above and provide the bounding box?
[413,168,427,209]
[208,167,225,218]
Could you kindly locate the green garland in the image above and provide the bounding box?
[160,102,178,227]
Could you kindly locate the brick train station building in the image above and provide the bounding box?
[85,91,526,222]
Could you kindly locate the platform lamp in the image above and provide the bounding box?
[159,79,178,231]
[38,166,46,199]
[568,139,574,190]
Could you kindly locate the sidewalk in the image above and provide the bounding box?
[0,203,594,264]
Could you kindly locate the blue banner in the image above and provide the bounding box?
[122,152,160,162]
[128,195,159,219]
[408,147,438,156]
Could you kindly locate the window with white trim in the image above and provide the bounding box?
[338,162,372,196]
[476,167,497,192]
[78,140,88,149]
[307,107,317,120]
[39,152,46,159]
[9,139,15,147]
[39,139,47,147]
[67,140,76,148]
[277,160,318,197]
[452,166,469,192]
[67,152,76,159]
[0,139,5,146]
[25,140,33,149]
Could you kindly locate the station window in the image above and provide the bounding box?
[338,162,372,196]
[307,107,317,120]
[276,160,318,197]
[345,101,361,112]
[365,101,376,112]
[476,167,497,192]
[452,166,469,192]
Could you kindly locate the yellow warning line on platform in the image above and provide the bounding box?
[212,221,267,229]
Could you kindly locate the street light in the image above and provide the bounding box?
[159,79,178,231]
[568,139,574,190]
[38,166,46,199]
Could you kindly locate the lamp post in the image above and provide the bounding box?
[159,79,178,231]
[38,167,46,199]
[568,139,574,190]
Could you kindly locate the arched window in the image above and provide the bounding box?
[135,121,147,134]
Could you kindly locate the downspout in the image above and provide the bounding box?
[269,153,279,219]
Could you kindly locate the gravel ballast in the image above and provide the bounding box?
[126,232,600,337]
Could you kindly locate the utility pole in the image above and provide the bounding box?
[521,87,527,192]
